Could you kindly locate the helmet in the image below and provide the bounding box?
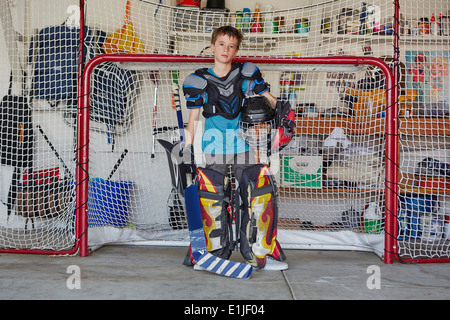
[240,96,275,124]
[239,96,276,149]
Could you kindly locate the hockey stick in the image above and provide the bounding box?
[158,139,195,194]
[37,125,74,180]
[107,149,128,181]
[184,184,253,279]
[149,71,158,158]
[158,139,188,230]
[171,70,185,142]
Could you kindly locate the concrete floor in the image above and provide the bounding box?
[1,245,449,300]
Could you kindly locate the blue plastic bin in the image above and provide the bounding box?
[398,194,438,240]
[72,178,134,228]
[88,178,134,228]
[399,194,437,213]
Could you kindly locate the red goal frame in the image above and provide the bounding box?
[77,54,399,263]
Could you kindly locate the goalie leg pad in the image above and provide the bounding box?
[238,164,281,268]
[196,167,233,260]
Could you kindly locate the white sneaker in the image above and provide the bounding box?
[262,256,288,271]
[194,257,288,271]
[193,264,203,271]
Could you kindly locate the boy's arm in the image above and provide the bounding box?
[185,107,201,146]
[260,90,278,109]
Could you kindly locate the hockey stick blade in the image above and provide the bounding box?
[184,184,252,279]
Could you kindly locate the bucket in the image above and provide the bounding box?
[72,178,134,228]
[88,178,133,228]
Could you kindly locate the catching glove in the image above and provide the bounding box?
[272,101,296,152]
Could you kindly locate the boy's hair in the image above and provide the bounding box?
[211,26,244,49]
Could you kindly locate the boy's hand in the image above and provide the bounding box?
[173,141,195,165]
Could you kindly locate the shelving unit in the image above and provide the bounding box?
[294,116,450,136]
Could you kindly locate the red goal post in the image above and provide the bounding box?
[78,54,399,263]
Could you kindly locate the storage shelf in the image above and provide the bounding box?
[295,116,450,136]
[172,31,450,41]
[171,31,308,40]
[400,187,450,195]
[279,187,382,196]
[399,118,450,136]
[321,33,394,41]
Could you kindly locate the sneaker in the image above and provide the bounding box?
[193,264,203,271]
[262,256,288,271]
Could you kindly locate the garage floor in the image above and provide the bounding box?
[1,245,449,301]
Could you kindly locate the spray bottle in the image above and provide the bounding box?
[263,5,276,34]
[363,201,382,234]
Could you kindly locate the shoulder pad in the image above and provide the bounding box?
[183,73,207,91]
[241,62,259,78]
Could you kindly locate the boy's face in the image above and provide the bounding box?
[211,33,239,64]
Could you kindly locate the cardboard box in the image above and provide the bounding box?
[173,8,201,32]
[201,9,229,32]
[280,155,322,188]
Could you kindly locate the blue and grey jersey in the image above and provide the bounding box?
[182,62,268,155]
[182,62,268,120]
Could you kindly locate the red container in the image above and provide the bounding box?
[176,0,200,7]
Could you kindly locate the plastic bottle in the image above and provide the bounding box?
[359,3,367,34]
[397,209,409,240]
[420,213,443,241]
[235,11,243,30]
[341,207,361,230]
[242,8,251,33]
[363,201,382,234]
[263,5,276,34]
[419,17,430,35]
[443,215,450,238]
[251,3,262,33]
[430,14,440,36]
[371,5,381,33]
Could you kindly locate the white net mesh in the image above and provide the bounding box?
[84,0,396,58]
[397,0,450,261]
[0,0,448,262]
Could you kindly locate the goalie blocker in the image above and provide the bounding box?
[183,164,286,270]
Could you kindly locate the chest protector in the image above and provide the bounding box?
[183,62,268,120]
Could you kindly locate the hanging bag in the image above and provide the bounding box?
[102,0,145,54]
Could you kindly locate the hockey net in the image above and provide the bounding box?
[0,0,448,263]
[77,55,396,261]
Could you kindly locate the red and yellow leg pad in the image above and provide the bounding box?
[238,164,285,268]
[196,167,232,260]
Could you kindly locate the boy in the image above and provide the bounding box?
[182,26,288,270]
